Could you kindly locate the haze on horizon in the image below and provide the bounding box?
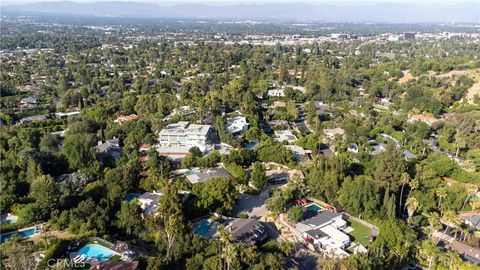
[1,0,478,23]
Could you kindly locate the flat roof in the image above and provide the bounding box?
[159,121,211,136]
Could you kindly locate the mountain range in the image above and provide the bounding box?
[2,1,479,23]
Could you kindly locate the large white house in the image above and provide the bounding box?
[158,122,211,157]
[296,210,351,258]
[267,89,285,97]
[226,116,249,135]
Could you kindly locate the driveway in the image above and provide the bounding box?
[232,183,286,218]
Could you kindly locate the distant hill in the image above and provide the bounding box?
[2,1,479,23]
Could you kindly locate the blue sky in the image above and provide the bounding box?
[4,0,473,3]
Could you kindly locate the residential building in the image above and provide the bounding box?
[347,143,359,154]
[323,128,345,140]
[158,121,211,157]
[267,89,285,97]
[319,143,335,158]
[180,166,233,184]
[20,96,39,109]
[272,101,287,108]
[55,111,81,119]
[95,138,122,161]
[225,218,267,246]
[18,114,48,125]
[274,130,297,143]
[296,210,351,258]
[137,190,189,217]
[313,101,333,116]
[137,191,162,216]
[407,114,439,126]
[285,145,309,163]
[114,114,138,123]
[226,116,249,135]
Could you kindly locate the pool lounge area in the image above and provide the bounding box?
[0,226,38,243]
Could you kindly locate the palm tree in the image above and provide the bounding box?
[406,197,420,220]
[454,132,467,158]
[217,225,236,270]
[398,173,410,211]
[404,178,420,212]
[445,250,463,270]
[426,212,442,237]
[441,210,462,237]
[470,197,480,211]
[436,187,447,210]
[418,240,441,270]
[459,223,472,242]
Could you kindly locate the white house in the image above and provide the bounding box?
[226,116,249,135]
[158,122,211,157]
[274,130,297,143]
[296,210,351,258]
[138,191,163,217]
[267,89,285,97]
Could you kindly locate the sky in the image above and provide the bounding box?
[3,0,474,4]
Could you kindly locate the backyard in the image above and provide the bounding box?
[347,218,372,247]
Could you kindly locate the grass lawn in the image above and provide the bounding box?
[347,218,371,247]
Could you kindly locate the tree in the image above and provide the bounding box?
[425,212,442,237]
[398,173,410,212]
[62,133,96,170]
[29,175,59,216]
[154,181,185,262]
[250,162,266,190]
[436,187,447,209]
[418,240,441,270]
[405,196,420,220]
[372,220,417,265]
[373,143,406,192]
[116,201,143,236]
[288,205,304,223]
[196,177,237,214]
[338,175,380,219]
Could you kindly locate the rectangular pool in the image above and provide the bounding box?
[0,228,36,243]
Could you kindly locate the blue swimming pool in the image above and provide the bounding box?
[0,228,36,243]
[305,203,323,213]
[78,244,117,261]
[194,220,213,237]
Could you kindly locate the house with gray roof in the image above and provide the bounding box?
[225,218,267,246]
[183,166,233,184]
[95,138,122,161]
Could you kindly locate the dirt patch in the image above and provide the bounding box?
[397,69,480,104]
[397,71,414,84]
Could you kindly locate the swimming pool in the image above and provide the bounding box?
[78,244,117,262]
[305,203,323,213]
[194,220,214,238]
[0,228,36,243]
